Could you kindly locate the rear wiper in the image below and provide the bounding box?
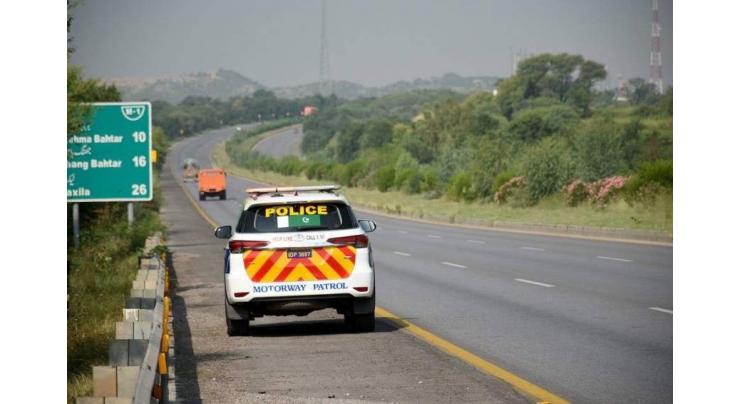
[296,226,329,231]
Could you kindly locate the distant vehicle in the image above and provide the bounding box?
[303,106,318,116]
[214,185,377,336]
[198,168,227,200]
[182,158,200,182]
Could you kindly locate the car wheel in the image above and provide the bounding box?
[225,302,250,336]
[199,193,205,201]
[345,311,375,333]
[220,191,226,200]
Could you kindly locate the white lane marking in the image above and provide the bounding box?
[515,278,555,288]
[649,307,673,315]
[428,234,442,239]
[467,239,486,244]
[397,230,408,234]
[521,246,545,251]
[597,256,633,262]
[442,261,467,269]
[393,251,411,257]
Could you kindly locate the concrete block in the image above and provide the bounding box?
[76,398,104,404]
[116,366,139,398]
[132,280,145,290]
[115,322,133,340]
[133,321,152,340]
[131,289,145,298]
[108,340,128,366]
[125,298,141,309]
[141,289,156,299]
[122,309,139,321]
[140,298,156,310]
[128,339,149,366]
[146,270,158,282]
[104,398,132,404]
[144,280,157,290]
[138,310,153,322]
[92,366,117,397]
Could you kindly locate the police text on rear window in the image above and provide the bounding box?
[237,203,357,233]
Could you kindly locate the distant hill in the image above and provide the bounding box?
[108,69,266,103]
[274,73,501,100]
[109,69,501,103]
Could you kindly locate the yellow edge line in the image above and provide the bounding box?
[376,306,569,404]
[171,155,569,404]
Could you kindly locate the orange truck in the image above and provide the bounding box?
[198,168,227,200]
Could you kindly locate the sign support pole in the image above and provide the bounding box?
[73,203,80,249]
[128,202,135,227]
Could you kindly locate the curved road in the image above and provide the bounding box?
[252,124,304,158]
[173,126,673,403]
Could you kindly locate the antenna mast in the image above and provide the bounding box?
[649,0,664,94]
[319,0,332,96]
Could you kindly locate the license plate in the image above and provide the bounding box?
[287,249,312,259]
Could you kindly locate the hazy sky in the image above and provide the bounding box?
[70,0,672,88]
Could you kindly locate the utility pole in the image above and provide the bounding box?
[649,0,664,94]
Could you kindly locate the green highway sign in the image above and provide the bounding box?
[67,102,153,202]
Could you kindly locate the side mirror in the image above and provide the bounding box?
[358,219,377,233]
[214,225,232,239]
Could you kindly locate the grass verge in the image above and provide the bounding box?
[213,142,672,235]
[67,170,166,402]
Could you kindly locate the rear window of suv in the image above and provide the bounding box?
[237,202,358,233]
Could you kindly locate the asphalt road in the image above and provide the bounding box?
[173,126,673,403]
[252,124,304,158]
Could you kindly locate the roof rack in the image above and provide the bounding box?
[245,185,341,198]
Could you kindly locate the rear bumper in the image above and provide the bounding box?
[225,248,375,304]
[226,294,375,319]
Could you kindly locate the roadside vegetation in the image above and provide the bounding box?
[67,67,169,401]
[220,54,673,234]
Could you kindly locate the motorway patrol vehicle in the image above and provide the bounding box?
[215,185,377,336]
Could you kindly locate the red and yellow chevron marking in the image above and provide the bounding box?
[243,246,356,283]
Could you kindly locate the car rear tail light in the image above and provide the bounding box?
[234,292,249,298]
[353,287,368,292]
[327,234,369,248]
[229,240,269,253]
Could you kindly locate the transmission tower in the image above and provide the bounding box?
[319,0,332,96]
[649,0,664,94]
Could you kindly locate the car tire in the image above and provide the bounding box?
[225,302,250,336]
[199,193,205,201]
[345,311,375,333]
[220,191,226,200]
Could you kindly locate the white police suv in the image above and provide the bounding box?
[214,185,377,336]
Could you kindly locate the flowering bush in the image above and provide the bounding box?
[494,176,525,204]
[587,176,628,208]
[562,176,629,208]
[562,179,589,206]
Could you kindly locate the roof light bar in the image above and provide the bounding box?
[245,185,341,196]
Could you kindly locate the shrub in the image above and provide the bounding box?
[562,179,589,206]
[521,137,574,202]
[494,176,525,204]
[493,171,517,194]
[587,176,628,208]
[574,117,626,181]
[376,165,396,192]
[447,172,475,201]
[623,160,672,205]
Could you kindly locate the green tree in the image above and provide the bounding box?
[574,117,626,181]
[522,137,574,201]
